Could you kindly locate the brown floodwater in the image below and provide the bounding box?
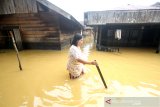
[0,36,160,107]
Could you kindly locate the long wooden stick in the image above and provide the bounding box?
[95,60,107,88]
[9,31,22,71]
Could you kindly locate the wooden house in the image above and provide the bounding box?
[0,0,83,50]
[83,26,93,36]
[84,3,160,53]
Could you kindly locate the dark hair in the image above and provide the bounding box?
[71,33,83,46]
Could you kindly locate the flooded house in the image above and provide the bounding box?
[83,26,94,36]
[0,0,83,50]
[84,3,160,53]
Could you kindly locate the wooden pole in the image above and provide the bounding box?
[9,31,22,71]
[95,60,107,88]
[156,37,160,53]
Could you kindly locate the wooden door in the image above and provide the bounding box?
[13,29,23,50]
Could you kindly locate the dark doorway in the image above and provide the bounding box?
[141,29,157,47]
[0,30,13,49]
[0,26,23,50]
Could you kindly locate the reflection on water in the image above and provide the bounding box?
[0,35,160,107]
[82,35,94,61]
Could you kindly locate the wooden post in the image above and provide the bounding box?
[156,30,160,54]
[97,26,102,50]
[95,26,98,43]
[98,26,102,46]
[156,38,160,53]
[9,31,22,71]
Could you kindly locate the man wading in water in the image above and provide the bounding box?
[67,33,97,79]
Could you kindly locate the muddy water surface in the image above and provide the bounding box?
[0,36,160,107]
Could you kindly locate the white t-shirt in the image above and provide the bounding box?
[67,45,85,77]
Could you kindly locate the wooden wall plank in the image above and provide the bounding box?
[23,37,59,43]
